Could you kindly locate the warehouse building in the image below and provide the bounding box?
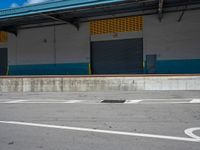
[0,0,200,75]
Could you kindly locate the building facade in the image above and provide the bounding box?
[0,0,200,75]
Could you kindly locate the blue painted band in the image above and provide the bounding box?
[8,63,89,75]
[145,59,200,74]
[8,59,200,75]
[156,59,200,74]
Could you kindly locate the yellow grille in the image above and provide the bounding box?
[0,31,8,43]
[90,16,143,35]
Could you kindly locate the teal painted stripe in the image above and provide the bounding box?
[8,59,200,75]
[8,63,89,75]
[156,59,200,74]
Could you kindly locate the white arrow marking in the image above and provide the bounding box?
[185,127,200,140]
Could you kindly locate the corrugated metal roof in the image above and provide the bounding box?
[0,0,125,19]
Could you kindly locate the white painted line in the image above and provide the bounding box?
[23,102,69,104]
[136,99,191,101]
[185,128,200,140]
[190,99,200,103]
[0,99,199,104]
[0,102,194,104]
[5,100,30,103]
[64,100,84,103]
[125,100,142,104]
[142,102,190,104]
[28,100,67,102]
[0,121,199,143]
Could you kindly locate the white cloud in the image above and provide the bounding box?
[10,0,54,8]
[24,0,49,5]
[10,3,19,8]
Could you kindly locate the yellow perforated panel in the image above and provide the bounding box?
[90,16,143,35]
[0,31,8,43]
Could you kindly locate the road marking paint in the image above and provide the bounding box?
[64,100,84,103]
[0,102,194,104]
[125,100,142,104]
[0,99,199,104]
[190,99,200,103]
[23,102,69,104]
[135,99,191,101]
[27,99,67,102]
[5,100,30,103]
[185,128,200,140]
[142,102,190,104]
[0,121,199,143]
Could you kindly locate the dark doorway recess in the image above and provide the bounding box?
[0,48,8,75]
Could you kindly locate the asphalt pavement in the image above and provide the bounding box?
[0,91,200,150]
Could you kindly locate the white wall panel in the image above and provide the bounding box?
[7,34,17,65]
[17,27,54,65]
[7,22,90,65]
[144,10,200,60]
[55,23,90,63]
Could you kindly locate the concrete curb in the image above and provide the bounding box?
[0,76,200,92]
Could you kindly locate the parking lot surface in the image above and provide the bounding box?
[0,91,200,150]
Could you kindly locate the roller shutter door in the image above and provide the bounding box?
[91,38,143,74]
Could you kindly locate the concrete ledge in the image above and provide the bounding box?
[0,75,200,92]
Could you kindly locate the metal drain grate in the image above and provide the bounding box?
[101,100,126,103]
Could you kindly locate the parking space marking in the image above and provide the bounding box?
[141,101,190,104]
[64,100,85,103]
[0,98,200,104]
[190,99,200,103]
[125,100,142,104]
[136,98,191,101]
[5,100,30,103]
[21,102,69,104]
[0,121,199,143]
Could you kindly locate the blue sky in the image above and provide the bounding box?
[0,0,25,9]
[0,0,50,9]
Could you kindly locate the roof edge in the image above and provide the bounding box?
[0,0,125,20]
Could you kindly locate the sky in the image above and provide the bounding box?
[0,0,51,9]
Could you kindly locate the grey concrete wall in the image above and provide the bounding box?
[7,22,90,66]
[144,10,200,60]
[0,76,200,92]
